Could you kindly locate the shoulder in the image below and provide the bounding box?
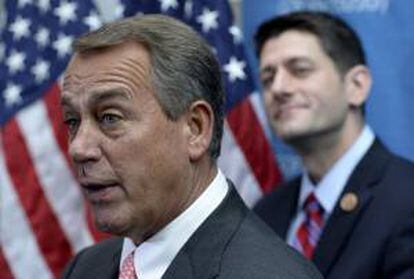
[61,238,122,278]
[218,211,322,279]
[371,145,414,201]
[350,140,414,207]
[384,151,414,179]
[367,139,414,181]
[254,177,300,214]
[74,237,122,259]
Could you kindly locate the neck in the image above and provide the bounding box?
[188,160,218,205]
[171,157,217,225]
[293,120,364,183]
[131,158,217,245]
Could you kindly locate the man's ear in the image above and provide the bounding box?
[184,100,214,161]
[345,65,372,107]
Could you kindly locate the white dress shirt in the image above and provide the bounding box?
[287,125,375,245]
[119,169,229,279]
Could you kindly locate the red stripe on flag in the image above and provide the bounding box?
[43,82,110,242]
[43,83,71,167]
[0,250,14,279]
[227,98,282,193]
[2,119,72,278]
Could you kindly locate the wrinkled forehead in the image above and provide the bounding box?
[62,41,153,99]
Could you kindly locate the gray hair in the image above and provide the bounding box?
[73,14,225,159]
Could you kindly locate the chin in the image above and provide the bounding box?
[276,128,303,140]
[94,217,133,237]
[277,128,312,144]
[91,205,131,236]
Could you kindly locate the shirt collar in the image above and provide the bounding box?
[120,169,229,279]
[299,125,374,214]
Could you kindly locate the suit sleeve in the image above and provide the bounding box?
[383,212,414,279]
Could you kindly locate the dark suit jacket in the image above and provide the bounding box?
[62,183,321,279]
[255,140,414,279]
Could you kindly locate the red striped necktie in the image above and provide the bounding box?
[292,192,325,259]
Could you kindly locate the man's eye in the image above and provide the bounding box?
[63,118,79,134]
[292,67,312,77]
[261,76,273,90]
[101,114,121,125]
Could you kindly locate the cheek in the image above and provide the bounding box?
[323,84,348,108]
[103,136,150,183]
[307,80,338,106]
[263,92,276,115]
[108,128,183,185]
[313,92,348,124]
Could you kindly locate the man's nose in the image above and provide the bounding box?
[69,121,101,164]
[269,70,294,98]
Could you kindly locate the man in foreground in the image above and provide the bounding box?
[254,11,414,278]
[60,14,321,279]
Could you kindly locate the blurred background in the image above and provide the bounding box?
[1,0,413,278]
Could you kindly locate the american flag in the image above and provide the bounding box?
[0,0,282,278]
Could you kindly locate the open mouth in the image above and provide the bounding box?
[80,182,121,203]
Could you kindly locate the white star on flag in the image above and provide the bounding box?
[54,2,77,25]
[83,11,102,30]
[9,16,31,41]
[18,0,32,8]
[31,59,50,83]
[35,27,50,48]
[6,50,26,74]
[4,83,23,107]
[224,56,246,82]
[197,8,219,33]
[229,25,243,44]
[37,0,51,13]
[53,33,73,58]
[159,0,178,12]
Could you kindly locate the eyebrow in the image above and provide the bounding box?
[60,89,132,107]
[260,56,314,72]
[286,57,313,66]
[90,89,132,104]
[260,66,275,77]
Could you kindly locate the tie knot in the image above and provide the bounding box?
[303,192,323,213]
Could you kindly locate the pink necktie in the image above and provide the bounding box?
[119,251,137,279]
[292,192,325,259]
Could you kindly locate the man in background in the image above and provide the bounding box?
[254,11,414,278]
[60,14,321,279]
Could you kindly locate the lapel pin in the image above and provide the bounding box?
[340,192,359,212]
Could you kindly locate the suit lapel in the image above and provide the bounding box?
[161,253,194,279]
[273,179,301,239]
[162,181,248,279]
[312,140,391,275]
[107,246,122,279]
[80,238,122,279]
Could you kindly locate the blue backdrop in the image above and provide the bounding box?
[242,0,414,173]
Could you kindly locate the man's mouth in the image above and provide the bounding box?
[275,104,307,119]
[79,181,121,203]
